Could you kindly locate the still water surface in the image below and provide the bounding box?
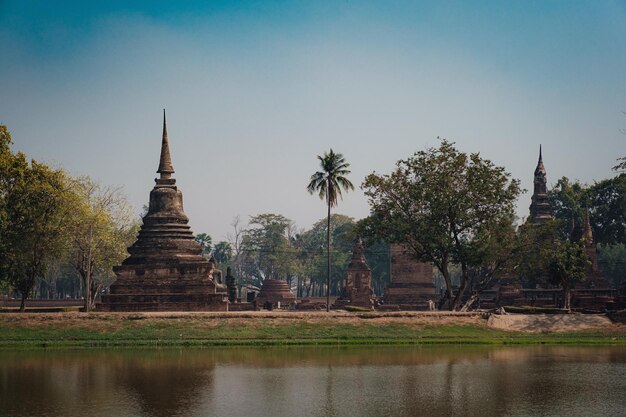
[1,346,625,417]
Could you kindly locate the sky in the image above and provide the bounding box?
[1,0,625,241]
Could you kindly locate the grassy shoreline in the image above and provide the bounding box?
[1,311,624,349]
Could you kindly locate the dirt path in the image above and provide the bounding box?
[487,313,618,333]
[0,310,486,330]
[2,311,623,334]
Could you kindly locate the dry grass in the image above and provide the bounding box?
[1,311,623,348]
[0,310,485,331]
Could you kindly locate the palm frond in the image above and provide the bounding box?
[308,149,353,205]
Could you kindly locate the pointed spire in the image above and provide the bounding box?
[352,237,366,262]
[583,206,593,243]
[535,144,545,175]
[569,216,576,240]
[157,109,175,178]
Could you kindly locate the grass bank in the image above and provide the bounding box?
[0,311,624,348]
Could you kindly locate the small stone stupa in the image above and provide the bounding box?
[256,279,295,309]
[335,238,374,309]
[100,111,228,311]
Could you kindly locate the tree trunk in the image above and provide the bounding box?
[19,275,35,313]
[297,275,301,298]
[83,273,91,313]
[437,289,449,310]
[438,262,453,310]
[83,225,94,313]
[326,194,331,312]
[460,293,478,312]
[19,293,27,313]
[90,282,103,310]
[563,285,571,312]
[452,266,469,311]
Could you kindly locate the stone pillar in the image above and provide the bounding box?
[226,267,237,303]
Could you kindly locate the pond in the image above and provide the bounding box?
[1,346,625,417]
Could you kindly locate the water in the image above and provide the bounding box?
[1,346,625,417]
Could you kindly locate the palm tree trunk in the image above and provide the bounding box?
[326,192,331,312]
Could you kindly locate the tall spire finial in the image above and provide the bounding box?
[535,144,545,175]
[157,109,174,178]
[583,206,593,243]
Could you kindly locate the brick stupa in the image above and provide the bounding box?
[256,279,296,309]
[100,111,228,311]
[529,145,553,225]
[580,208,611,289]
[335,238,374,309]
[384,244,436,310]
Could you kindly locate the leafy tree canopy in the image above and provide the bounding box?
[212,241,233,266]
[0,125,76,310]
[548,174,626,245]
[545,239,590,311]
[240,213,299,284]
[362,139,521,309]
[195,233,213,257]
[66,176,138,311]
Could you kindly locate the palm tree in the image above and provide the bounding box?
[307,149,354,312]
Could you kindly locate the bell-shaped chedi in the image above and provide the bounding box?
[256,278,296,309]
[335,238,374,309]
[100,111,228,311]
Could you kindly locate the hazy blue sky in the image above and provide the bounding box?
[1,1,625,240]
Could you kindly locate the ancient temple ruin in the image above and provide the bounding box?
[335,238,374,309]
[528,145,553,224]
[384,244,436,310]
[579,209,611,289]
[100,111,228,311]
[505,150,620,311]
[256,279,296,309]
[226,267,237,303]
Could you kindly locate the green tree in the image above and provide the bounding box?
[598,244,626,288]
[240,213,299,288]
[465,212,518,295]
[514,220,560,289]
[296,214,356,297]
[362,139,521,310]
[545,239,590,311]
[212,241,233,267]
[588,174,626,245]
[307,149,355,311]
[67,177,137,312]
[0,125,12,291]
[0,125,75,311]
[548,177,588,240]
[549,175,626,245]
[195,233,213,257]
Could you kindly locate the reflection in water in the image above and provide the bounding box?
[0,346,625,417]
